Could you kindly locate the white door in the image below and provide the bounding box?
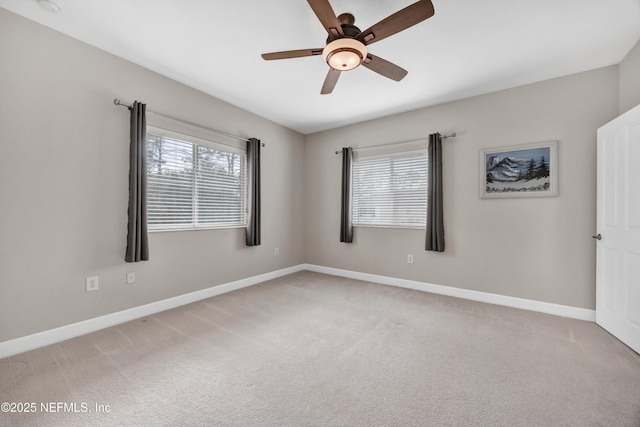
[596,103,640,354]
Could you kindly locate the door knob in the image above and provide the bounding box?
[592,234,602,240]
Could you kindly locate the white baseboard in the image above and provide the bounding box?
[304,264,596,322]
[1,263,595,359]
[0,265,305,360]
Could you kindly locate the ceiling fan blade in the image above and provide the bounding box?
[356,0,434,46]
[362,54,408,81]
[321,68,341,94]
[262,49,324,61]
[307,0,344,39]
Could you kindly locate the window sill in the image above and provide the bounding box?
[149,224,246,233]
[353,224,426,230]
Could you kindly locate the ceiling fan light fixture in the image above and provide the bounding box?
[322,38,367,71]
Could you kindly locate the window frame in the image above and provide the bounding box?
[145,117,247,233]
[351,144,428,230]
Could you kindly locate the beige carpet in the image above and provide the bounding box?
[1,271,639,426]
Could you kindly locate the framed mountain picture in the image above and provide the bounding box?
[480,140,558,198]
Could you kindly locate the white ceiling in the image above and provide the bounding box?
[2,0,640,134]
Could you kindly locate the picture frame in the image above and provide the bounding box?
[480,140,558,199]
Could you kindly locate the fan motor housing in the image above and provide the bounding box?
[326,24,361,43]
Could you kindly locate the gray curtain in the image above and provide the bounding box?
[340,147,353,243]
[246,138,261,246]
[426,133,445,252]
[125,101,149,262]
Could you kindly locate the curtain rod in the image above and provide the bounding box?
[334,133,456,155]
[113,99,264,146]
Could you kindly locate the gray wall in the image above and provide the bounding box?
[0,9,306,342]
[620,39,640,115]
[304,67,620,310]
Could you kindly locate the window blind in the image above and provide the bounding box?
[352,150,427,228]
[146,128,246,231]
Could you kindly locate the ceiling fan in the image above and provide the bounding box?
[261,0,435,94]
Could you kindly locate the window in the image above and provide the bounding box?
[352,149,427,228]
[146,124,246,231]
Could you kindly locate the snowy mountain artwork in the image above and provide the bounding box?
[480,141,558,198]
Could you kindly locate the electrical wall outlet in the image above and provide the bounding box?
[86,276,99,292]
[407,254,414,264]
[126,272,136,284]
[274,247,280,256]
